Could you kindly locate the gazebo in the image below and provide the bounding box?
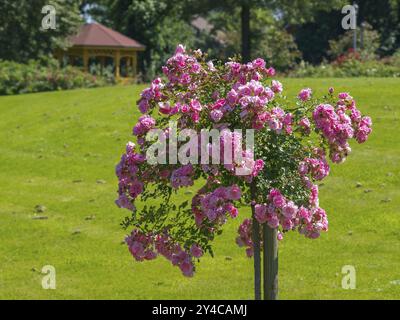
[55,23,145,79]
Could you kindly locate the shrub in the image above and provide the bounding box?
[328,23,380,61]
[290,55,400,78]
[0,59,114,95]
[89,63,117,84]
[289,23,400,78]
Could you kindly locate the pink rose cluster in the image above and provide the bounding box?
[298,88,312,101]
[170,164,195,189]
[236,218,255,258]
[298,152,330,181]
[157,99,204,123]
[160,98,204,123]
[192,184,241,227]
[216,130,265,180]
[266,107,293,134]
[138,77,165,114]
[226,79,292,132]
[138,45,207,122]
[312,92,372,163]
[209,98,227,122]
[337,93,372,144]
[126,229,203,277]
[237,187,329,255]
[132,115,156,137]
[115,142,146,211]
[225,149,265,182]
[136,46,294,138]
[125,229,157,262]
[298,117,311,135]
[225,58,275,83]
[162,44,203,87]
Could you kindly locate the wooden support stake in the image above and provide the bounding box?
[263,224,278,300]
[250,182,261,300]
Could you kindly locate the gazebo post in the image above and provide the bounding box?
[114,50,120,79]
[83,49,89,72]
[132,54,137,78]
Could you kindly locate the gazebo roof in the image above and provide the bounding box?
[68,23,145,49]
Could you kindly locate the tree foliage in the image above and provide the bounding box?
[294,0,400,63]
[204,7,302,71]
[0,0,82,62]
[86,0,196,80]
[356,0,400,55]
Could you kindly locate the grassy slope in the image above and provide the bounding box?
[0,78,399,299]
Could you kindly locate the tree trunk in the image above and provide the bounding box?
[263,224,278,300]
[241,3,251,62]
[250,181,261,300]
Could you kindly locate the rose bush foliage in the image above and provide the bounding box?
[115,45,372,277]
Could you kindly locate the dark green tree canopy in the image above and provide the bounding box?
[0,0,82,62]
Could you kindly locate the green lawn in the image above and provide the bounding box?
[0,78,399,299]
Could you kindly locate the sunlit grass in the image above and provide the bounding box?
[0,78,399,299]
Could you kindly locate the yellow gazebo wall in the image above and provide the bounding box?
[55,46,143,79]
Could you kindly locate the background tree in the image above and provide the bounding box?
[295,0,400,63]
[0,0,82,63]
[294,9,345,64]
[184,0,346,62]
[83,0,399,75]
[356,0,400,56]
[84,0,196,80]
[202,7,301,72]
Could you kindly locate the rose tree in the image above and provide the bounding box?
[115,45,372,299]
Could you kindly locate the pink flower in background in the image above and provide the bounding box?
[298,88,312,101]
[252,58,266,69]
[190,244,203,258]
[271,80,283,93]
[266,67,275,76]
[338,92,350,99]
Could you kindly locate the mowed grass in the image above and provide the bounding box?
[0,78,399,300]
